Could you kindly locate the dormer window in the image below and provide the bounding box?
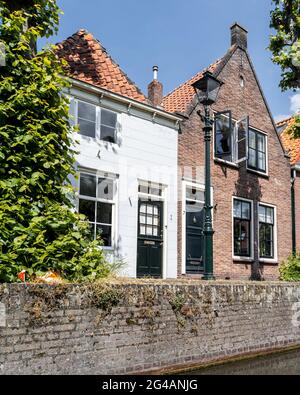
[70,99,118,143]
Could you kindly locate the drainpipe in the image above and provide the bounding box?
[291,167,297,256]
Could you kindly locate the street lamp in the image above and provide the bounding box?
[192,71,223,280]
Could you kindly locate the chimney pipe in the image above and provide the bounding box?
[148,66,163,108]
[153,65,158,80]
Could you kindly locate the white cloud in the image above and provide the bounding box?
[275,91,300,122]
[290,92,300,114]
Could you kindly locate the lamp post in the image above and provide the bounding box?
[192,71,223,280]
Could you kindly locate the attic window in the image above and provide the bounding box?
[70,99,118,143]
[214,111,248,165]
[240,76,245,88]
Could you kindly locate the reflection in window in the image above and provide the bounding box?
[259,205,274,259]
[77,101,97,138]
[215,112,232,162]
[233,199,251,257]
[248,129,266,172]
[78,173,115,247]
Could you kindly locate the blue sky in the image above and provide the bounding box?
[40,0,300,121]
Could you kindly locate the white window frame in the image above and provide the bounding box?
[213,112,268,175]
[72,98,118,144]
[246,127,269,177]
[213,112,248,167]
[77,170,118,250]
[137,180,167,279]
[232,196,254,262]
[213,111,238,167]
[181,181,213,275]
[258,202,278,264]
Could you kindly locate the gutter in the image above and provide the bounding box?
[291,166,299,255]
[67,77,184,124]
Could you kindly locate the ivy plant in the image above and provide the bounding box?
[0,1,113,282]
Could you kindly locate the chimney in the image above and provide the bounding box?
[148,66,163,107]
[231,23,248,49]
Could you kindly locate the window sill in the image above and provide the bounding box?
[214,158,239,169]
[233,256,254,264]
[247,167,269,179]
[259,258,278,265]
[77,133,117,147]
[102,246,114,252]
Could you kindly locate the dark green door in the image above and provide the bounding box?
[137,200,163,278]
[186,200,205,274]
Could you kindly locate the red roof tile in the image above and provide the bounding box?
[161,45,238,114]
[279,116,300,165]
[161,60,222,114]
[56,30,147,103]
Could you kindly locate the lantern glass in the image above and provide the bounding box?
[192,72,223,106]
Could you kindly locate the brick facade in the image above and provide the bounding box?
[176,45,292,280]
[295,171,300,250]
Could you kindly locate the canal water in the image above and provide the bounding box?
[185,349,300,375]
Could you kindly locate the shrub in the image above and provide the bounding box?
[0,1,114,282]
[280,253,300,282]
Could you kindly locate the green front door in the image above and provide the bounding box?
[186,199,205,274]
[137,199,163,278]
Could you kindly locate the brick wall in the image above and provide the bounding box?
[296,171,300,250]
[1,281,300,375]
[178,47,292,280]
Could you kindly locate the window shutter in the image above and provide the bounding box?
[236,116,249,164]
[214,111,232,161]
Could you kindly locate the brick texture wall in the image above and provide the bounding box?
[178,47,292,280]
[296,172,300,250]
[1,282,300,375]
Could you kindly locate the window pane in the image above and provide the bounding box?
[259,224,273,258]
[79,199,95,222]
[248,148,256,168]
[96,225,112,247]
[97,202,112,225]
[215,114,232,159]
[249,130,256,149]
[257,133,265,152]
[233,199,242,218]
[98,178,114,200]
[146,226,153,236]
[266,207,274,224]
[258,152,266,171]
[140,204,147,213]
[78,102,96,122]
[186,201,204,227]
[78,118,96,138]
[101,109,117,128]
[186,187,205,202]
[80,174,96,197]
[242,202,251,220]
[234,219,250,256]
[259,206,266,222]
[149,185,162,196]
[100,125,115,143]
